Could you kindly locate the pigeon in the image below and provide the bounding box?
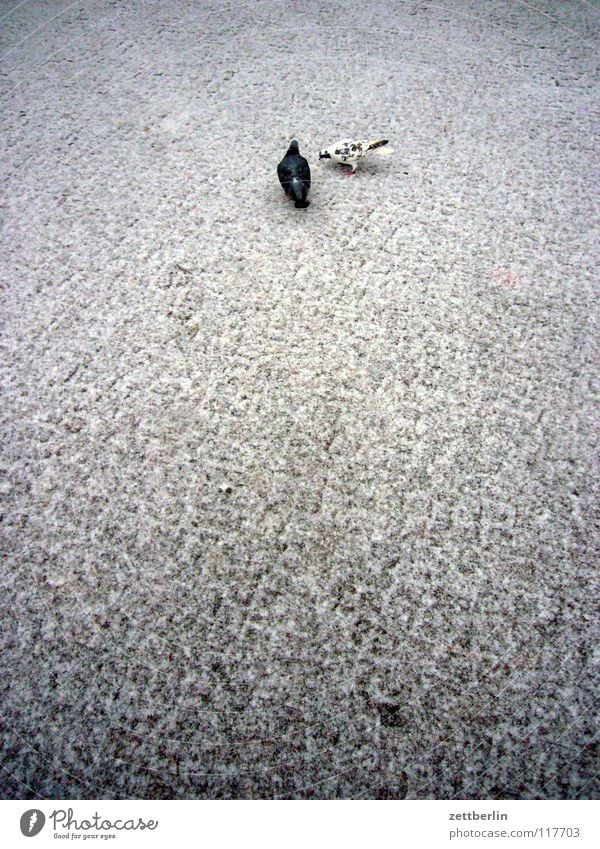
[318,138,393,173]
[277,139,311,208]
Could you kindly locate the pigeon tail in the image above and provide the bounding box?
[290,177,309,208]
[367,139,389,151]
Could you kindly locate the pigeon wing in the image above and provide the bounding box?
[294,154,311,187]
[277,158,294,189]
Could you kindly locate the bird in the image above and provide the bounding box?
[277,139,311,208]
[318,138,393,173]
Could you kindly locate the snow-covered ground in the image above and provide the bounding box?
[1,0,598,799]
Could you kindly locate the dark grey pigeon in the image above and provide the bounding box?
[277,139,311,209]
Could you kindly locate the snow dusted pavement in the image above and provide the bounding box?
[1,1,598,799]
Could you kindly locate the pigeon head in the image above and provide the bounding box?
[287,139,300,155]
[318,149,331,160]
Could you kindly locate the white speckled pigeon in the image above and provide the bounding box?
[318,138,393,173]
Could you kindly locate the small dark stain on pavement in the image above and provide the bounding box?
[377,702,407,729]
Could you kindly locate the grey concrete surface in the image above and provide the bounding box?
[1,0,598,799]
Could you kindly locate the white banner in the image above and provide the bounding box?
[0,800,598,849]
